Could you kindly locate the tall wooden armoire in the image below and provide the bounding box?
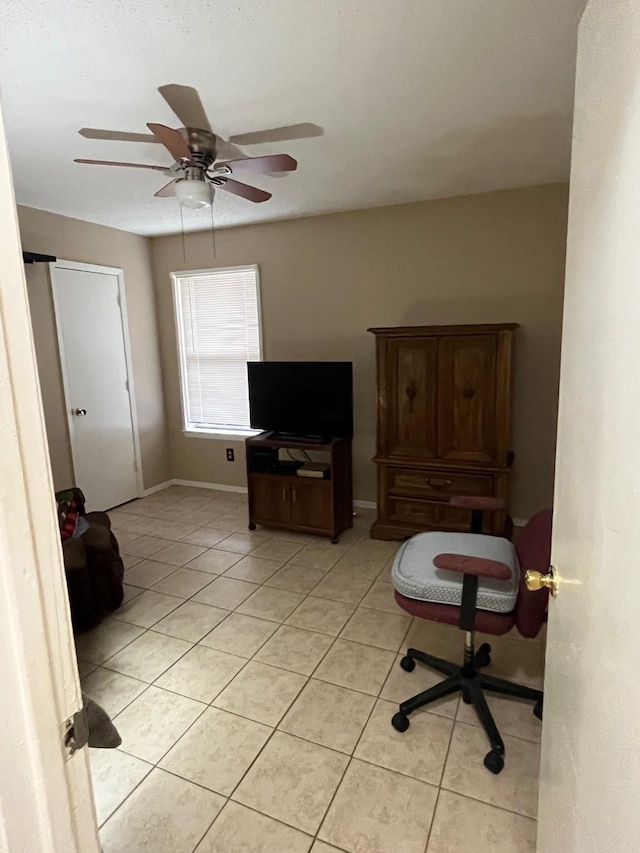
[369,323,517,538]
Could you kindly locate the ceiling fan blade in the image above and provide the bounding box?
[74,159,169,171]
[154,180,178,198]
[147,123,193,162]
[228,123,323,146]
[79,128,158,143]
[215,139,246,161]
[219,178,272,203]
[158,85,212,131]
[216,154,297,174]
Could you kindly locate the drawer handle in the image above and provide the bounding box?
[282,488,287,502]
[425,478,452,488]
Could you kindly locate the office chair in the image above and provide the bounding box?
[390,497,551,774]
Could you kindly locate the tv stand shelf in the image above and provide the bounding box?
[246,432,353,543]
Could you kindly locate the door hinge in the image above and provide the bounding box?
[62,709,89,758]
[133,458,139,472]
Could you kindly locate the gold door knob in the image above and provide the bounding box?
[525,567,558,597]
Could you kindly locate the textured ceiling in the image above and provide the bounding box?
[1,0,586,236]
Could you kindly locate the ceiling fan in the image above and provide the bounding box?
[74,85,323,208]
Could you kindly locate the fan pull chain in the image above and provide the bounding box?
[180,202,186,264]
[210,200,217,259]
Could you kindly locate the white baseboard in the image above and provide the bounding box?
[353,499,377,510]
[144,477,375,509]
[140,480,173,497]
[143,480,524,527]
[171,478,248,494]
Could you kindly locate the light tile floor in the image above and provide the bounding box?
[77,486,545,853]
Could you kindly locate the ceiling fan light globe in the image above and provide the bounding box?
[175,179,213,209]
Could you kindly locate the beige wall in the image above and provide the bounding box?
[18,206,170,491]
[151,183,569,520]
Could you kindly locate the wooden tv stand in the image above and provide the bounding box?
[246,432,353,543]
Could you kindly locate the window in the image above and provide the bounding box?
[172,265,262,436]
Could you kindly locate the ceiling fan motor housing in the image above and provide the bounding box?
[180,127,217,166]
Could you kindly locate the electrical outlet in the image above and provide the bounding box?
[226,448,235,462]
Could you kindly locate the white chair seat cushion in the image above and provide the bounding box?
[391,531,519,614]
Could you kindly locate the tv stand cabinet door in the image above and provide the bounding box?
[250,477,291,525]
[290,480,332,532]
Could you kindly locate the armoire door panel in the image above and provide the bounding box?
[437,335,497,462]
[386,338,437,458]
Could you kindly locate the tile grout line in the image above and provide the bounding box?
[144,561,346,801]
[100,612,245,836]
[94,758,155,830]
[107,515,393,717]
[310,615,413,847]
[99,608,539,837]
[453,701,542,745]
[98,542,389,709]
[120,520,379,604]
[422,688,459,852]
[77,620,154,671]
[217,601,349,805]
[101,494,542,849]
[98,696,212,833]
[189,542,383,840]
[93,495,385,844]
[436,783,539,822]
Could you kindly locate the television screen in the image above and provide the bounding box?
[248,361,353,438]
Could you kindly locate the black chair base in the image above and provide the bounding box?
[391,643,543,774]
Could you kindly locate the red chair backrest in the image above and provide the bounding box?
[514,509,553,638]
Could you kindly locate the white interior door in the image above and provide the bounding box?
[0,96,99,852]
[537,2,640,850]
[52,262,141,511]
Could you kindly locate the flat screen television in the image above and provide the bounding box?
[248,361,353,439]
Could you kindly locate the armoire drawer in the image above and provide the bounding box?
[387,496,478,532]
[387,467,492,501]
[388,497,442,527]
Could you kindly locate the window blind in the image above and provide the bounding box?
[173,266,261,432]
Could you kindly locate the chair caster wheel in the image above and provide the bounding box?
[462,689,473,705]
[400,656,416,672]
[248,523,256,531]
[533,700,543,721]
[475,643,492,668]
[484,751,505,774]
[331,537,339,544]
[392,712,410,733]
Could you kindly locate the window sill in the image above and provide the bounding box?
[183,429,260,441]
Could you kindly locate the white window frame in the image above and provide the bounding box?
[171,264,264,440]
